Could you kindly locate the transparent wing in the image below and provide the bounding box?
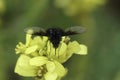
[64,26,86,36]
[24,27,46,36]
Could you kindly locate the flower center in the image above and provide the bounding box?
[36,65,47,79]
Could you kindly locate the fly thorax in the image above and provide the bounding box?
[46,28,64,48]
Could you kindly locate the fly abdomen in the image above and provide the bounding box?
[50,35,61,48]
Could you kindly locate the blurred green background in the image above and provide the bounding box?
[0,0,120,80]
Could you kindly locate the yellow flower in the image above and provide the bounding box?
[54,0,107,16]
[15,55,67,80]
[15,34,87,63]
[15,33,87,80]
[45,37,87,63]
[15,34,48,56]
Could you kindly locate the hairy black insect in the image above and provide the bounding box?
[25,26,85,49]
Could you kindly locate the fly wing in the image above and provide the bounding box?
[24,27,46,36]
[64,26,86,36]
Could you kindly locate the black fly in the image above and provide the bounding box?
[25,26,85,50]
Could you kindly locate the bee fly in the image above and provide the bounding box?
[25,26,85,54]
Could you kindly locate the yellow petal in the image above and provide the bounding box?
[44,72,58,80]
[25,34,32,46]
[76,44,87,55]
[55,43,67,63]
[30,56,48,66]
[47,41,56,57]
[14,55,37,77]
[58,43,67,56]
[67,41,81,54]
[53,61,67,77]
[15,42,26,54]
[67,41,87,55]
[46,61,55,72]
[30,36,42,46]
[25,45,38,54]
[42,36,48,42]
[46,41,51,55]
